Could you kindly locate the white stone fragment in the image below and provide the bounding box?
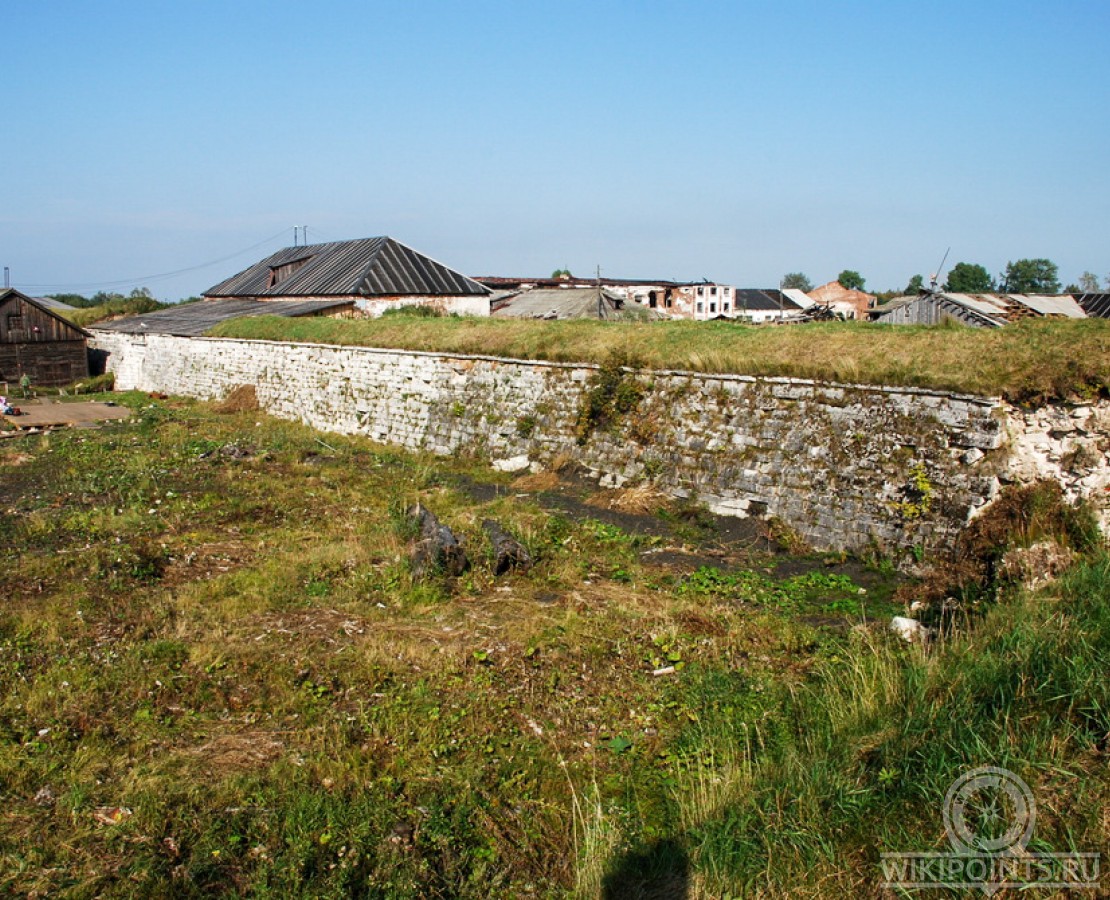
[890,616,926,643]
[492,455,531,473]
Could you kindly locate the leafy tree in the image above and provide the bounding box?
[944,262,993,293]
[837,270,865,291]
[1001,258,1060,294]
[781,272,813,292]
[904,274,925,295]
[1077,271,1100,293]
[551,268,573,279]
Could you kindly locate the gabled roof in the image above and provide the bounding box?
[205,237,490,299]
[89,298,355,336]
[0,288,90,337]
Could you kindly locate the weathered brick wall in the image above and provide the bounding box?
[89,331,1109,554]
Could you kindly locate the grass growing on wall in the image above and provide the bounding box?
[208,315,1110,402]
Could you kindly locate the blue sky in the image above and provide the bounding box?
[3,0,1108,300]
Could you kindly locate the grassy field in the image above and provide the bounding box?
[209,314,1110,402]
[0,396,1106,897]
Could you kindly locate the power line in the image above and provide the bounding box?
[18,228,293,291]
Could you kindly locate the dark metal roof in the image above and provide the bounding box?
[1077,293,1110,319]
[205,237,490,298]
[89,298,354,337]
[733,289,806,312]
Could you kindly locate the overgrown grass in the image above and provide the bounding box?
[0,397,1105,896]
[209,314,1110,401]
[612,555,1110,896]
[63,296,167,328]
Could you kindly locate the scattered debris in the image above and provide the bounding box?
[652,666,677,676]
[482,519,533,575]
[408,504,468,577]
[387,821,414,848]
[33,786,55,807]
[92,806,133,826]
[200,443,256,460]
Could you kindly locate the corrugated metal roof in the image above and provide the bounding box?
[943,293,1012,319]
[1009,294,1086,318]
[941,292,1087,322]
[1078,293,1110,319]
[781,288,815,310]
[733,289,811,312]
[205,237,489,298]
[89,299,354,336]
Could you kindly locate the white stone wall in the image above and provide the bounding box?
[89,330,1109,554]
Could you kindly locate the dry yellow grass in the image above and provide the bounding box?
[586,484,671,516]
[210,315,1110,400]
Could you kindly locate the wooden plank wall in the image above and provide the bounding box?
[0,295,86,343]
[0,296,89,385]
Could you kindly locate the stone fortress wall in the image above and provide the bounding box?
[90,331,1110,555]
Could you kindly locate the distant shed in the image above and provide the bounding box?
[0,288,89,386]
[874,291,1086,328]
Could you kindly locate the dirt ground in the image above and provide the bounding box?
[1,397,133,430]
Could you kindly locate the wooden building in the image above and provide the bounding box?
[0,289,90,386]
[872,291,1087,328]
